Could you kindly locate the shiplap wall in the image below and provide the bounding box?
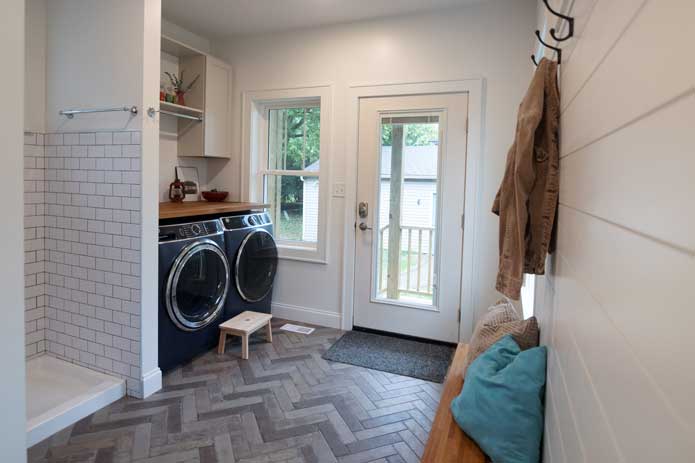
[535,0,695,461]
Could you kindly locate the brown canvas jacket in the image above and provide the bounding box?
[492,57,560,300]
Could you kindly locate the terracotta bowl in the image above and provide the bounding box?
[201,191,229,202]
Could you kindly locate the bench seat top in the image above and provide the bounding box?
[421,343,486,463]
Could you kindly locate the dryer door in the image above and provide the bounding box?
[235,229,278,302]
[166,239,230,331]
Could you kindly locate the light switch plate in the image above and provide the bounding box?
[332,182,345,197]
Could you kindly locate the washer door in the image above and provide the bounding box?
[166,239,230,331]
[236,229,278,302]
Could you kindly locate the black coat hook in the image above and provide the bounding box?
[531,55,539,66]
[534,30,562,65]
[542,0,574,42]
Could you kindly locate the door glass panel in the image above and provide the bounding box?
[375,115,440,307]
[237,231,279,302]
[174,248,227,324]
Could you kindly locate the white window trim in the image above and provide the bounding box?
[520,274,536,319]
[241,85,333,263]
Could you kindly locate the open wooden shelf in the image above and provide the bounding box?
[160,101,204,117]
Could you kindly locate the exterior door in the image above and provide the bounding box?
[353,93,468,343]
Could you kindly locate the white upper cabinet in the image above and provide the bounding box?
[203,56,232,158]
[160,35,232,159]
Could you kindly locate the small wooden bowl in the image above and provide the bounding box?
[201,191,229,202]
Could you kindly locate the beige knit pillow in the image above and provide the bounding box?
[465,301,540,371]
[480,299,520,325]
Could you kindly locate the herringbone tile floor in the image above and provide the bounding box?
[28,319,442,463]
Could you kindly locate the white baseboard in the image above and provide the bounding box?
[140,367,162,399]
[272,302,342,329]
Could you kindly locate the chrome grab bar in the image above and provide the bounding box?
[59,106,138,119]
[147,107,203,122]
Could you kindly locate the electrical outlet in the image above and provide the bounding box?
[332,182,346,197]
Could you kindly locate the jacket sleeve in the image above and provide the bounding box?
[493,64,547,299]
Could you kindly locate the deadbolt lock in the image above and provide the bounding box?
[358,201,369,218]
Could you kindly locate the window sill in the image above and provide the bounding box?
[277,243,327,265]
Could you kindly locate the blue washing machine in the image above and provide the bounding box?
[221,212,278,319]
[158,219,229,372]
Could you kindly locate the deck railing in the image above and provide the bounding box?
[377,224,435,298]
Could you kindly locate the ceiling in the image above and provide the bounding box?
[162,0,486,39]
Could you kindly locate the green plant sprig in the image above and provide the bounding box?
[164,70,200,93]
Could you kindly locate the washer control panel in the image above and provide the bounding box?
[159,220,222,242]
[221,213,271,230]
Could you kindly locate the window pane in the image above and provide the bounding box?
[268,106,320,171]
[376,116,440,307]
[265,175,318,243]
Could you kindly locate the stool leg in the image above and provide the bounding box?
[217,331,226,354]
[266,321,273,343]
[242,334,249,360]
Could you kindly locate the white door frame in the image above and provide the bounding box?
[342,79,485,342]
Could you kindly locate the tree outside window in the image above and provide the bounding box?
[265,106,320,243]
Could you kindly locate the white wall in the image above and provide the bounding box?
[25,0,46,133]
[535,0,695,461]
[140,0,162,398]
[1,0,27,459]
[211,0,536,330]
[162,18,211,54]
[45,0,145,132]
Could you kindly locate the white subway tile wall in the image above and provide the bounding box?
[24,131,144,397]
[24,133,47,358]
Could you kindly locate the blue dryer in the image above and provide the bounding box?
[221,212,278,319]
[158,219,229,372]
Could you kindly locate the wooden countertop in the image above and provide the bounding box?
[159,201,269,220]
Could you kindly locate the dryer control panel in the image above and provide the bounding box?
[159,219,222,242]
[222,213,271,230]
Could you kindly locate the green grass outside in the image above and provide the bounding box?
[278,210,303,241]
[378,248,434,304]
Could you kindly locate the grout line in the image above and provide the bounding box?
[558,203,695,257]
[560,87,695,160]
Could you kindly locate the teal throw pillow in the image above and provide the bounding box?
[450,335,547,463]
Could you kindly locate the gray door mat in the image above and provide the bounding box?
[322,330,455,383]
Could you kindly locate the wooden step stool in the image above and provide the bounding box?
[217,311,273,360]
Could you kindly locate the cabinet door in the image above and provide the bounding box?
[204,57,232,158]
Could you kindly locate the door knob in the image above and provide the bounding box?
[358,222,372,231]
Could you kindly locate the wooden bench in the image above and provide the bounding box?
[422,343,486,463]
[217,311,273,360]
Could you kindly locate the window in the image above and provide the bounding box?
[245,86,331,262]
[265,105,320,243]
